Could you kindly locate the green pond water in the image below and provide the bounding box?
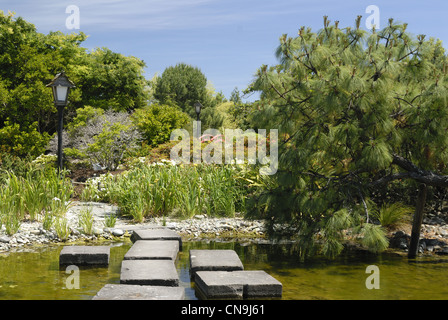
[1,240,448,300]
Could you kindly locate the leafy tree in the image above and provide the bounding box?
[153,63,225,130]
[131,103,190,146]
[154,63,208,115]
[0,11,149,157]
[72,47,150,111]
[246,16,448,259]
[228,87,256,130]
[0,12,87,156]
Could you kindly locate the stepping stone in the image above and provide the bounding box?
[59,246,110,266]
[189,250,244,274]
[92,284,185,300]
[131,228,182,250]
[194,270,283,299]
[120,260,179,286]
[124,240,179,261]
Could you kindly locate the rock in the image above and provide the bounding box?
[436,247,448,255]
[70,228,81,236]
[93,227,103,236]
[93,284,185,300]
[0,236,11,244]
[112,229,124,237]
[59,245,110,266]
[389,231,410,250]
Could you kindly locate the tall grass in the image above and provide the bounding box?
[0,166,73,234]
[82,163,250,221]
[372,202,413,229]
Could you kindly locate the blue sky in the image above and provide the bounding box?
[1,0,447,102]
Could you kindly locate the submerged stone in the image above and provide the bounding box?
[92,284,185,300]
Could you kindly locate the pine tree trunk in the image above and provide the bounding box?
[408,184,427,258]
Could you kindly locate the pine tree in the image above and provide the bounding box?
[246,16,448,259]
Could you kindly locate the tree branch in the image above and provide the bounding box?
[370,154,448,187]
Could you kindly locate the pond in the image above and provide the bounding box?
[1,240,448,300]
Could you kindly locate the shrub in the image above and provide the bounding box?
[131,104,190,147]
[0,167,73,230]
[48,106,142,170]
[0,121,51,158]
[82,163,250,220]
[372,202,413,229]
[78,207,94,235]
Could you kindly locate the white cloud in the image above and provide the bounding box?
[1,0,311,32]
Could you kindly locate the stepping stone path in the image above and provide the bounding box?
[120,259,179,286]
[124,240,179,261]
[194,271,283,299]
[60,226,282,300]
[130,228,183,250]
[189,250,282,299]
[190,249,244,274]
[92,284,185,300]
[59,245,110,266]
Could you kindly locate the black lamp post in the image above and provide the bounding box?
[194,102,203,138]
[194,102,202,121]
[46,71,75,171]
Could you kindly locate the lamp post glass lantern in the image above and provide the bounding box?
[47,72,75,171]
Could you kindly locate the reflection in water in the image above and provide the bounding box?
[1,240,448,300]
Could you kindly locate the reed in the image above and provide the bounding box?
[0,166,73,235]
[82,162,250,220]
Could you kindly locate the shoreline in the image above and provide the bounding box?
[1,201,448,256]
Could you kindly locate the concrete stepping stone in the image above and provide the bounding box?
[131,228,182,250]
[194,270,282,299]
[59,246,110,266]
[120,260,179,286]
[189,250,244,274]
[124,240,179,261]
[92,284,185,300]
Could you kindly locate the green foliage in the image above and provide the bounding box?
[0,151,34,181]
[0,121,51,158]
[66,105,104,136]
[372,202,413,229]
[0,11,87,143]
[86,120,139,171]
[246,16,448,258]
[54,106,142,170]
[153,63,226,130]
[74,48,150,111]
[360,224,389,254]
[78,207,94,235]
[54,217,71,241]
[0,165,73,235]
[104,213,117,228]
[228,88,256,130]
[131,104,190,146]
[82,163,250,221]
[0,12,149,157]
[154,63,208,115]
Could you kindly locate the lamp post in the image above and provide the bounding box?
[194,102,202,121]
[194,102,202,139]
[46,71,75,172]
